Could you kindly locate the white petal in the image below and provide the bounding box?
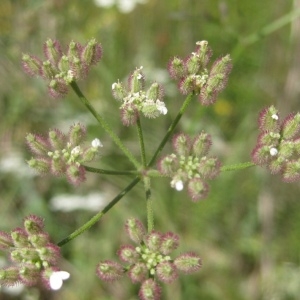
[270,147,278,156]
[175,180,184,191]
[91,138,103,148]
[271,114,279,120]
[49,271,70,290]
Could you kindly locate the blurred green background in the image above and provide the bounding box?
[1,0,300,299]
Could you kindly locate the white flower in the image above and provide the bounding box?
[156,100,168,115]
[91,138,103,149]
[171,179,184,191]
[112,82,117,90]
[270,147,278,156]
[271,114,279,120]
[71,146,81,155]
[49,271,70,290]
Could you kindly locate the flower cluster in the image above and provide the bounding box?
[111,66,167,126]
[96,218,201,300]
[168,40,232,105]
[26,123,103,185]
[0,215,69,290]
[22,38,102,98]
[251,106,300,182]
[158,132,221,201]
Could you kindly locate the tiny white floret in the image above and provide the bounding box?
[171,179,184,191]
[270,147,278,156]
[71,146,81,155]
[91,138,103,148]
[156,100,168,115]
[49,271,70,291]
[112,82,117,90]
[271,114,279,120]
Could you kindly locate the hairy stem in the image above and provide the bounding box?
[136,117,147,167]
[70,81,140,169]
[84,165,139,176]
[57,177,141,246]
[221,161,255,172]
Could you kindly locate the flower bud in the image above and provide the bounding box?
[128,262,148,283]
[0,231,13,249]
[41,60,58,80]
[186,53,201,75]
[19,265,39,286]
[282,160,300,182]
[81,38,102,66]
[128,67,145,93]
[117,245,138,263]
[38,244,60,264]
[179,75,195,95]
[27,157,50,173]
[174,252,202,273]
[24,215,44,235]
[257,131,280,146]
[28,232,50,247]
[121,105,139,126]
[0,266,20,286]
[281,113,300,140]
[192,131,212,157]
[157,154,178,175]
[198,157,221,179]
[22,54,42,77]
[65,164,86,186]
[125,218,146,244]
[251,144,272,165]
[48,129,66,150]
[160,232,179,255]
[145,231,162,251]
[58,55,70,73]
[68,123,86,146]
[146,82,164,101]
[43,39,62,66]
[187,178,209,201]
[96,260,124,282]
[112,81,126,101]
[26,133,49,156]
[258,106,280,131]
[48,79,68,98]
[11,228,29,247]
[67,41,82,61]
[156,261,178,283]
[172,133,191,156]
[168,56,185,79]
[138,279,161,300]
[195,40,212,68]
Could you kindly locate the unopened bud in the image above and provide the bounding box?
[138,279,161,300]
[174,252,202,273]
[168,56,185,79]
[81,38,102,66]
[192,131,212,157]
[22,54,42,77]
[129,67,145,93]
[43,39,62,66]
[128,262,148,283]
[96,260,124,282]
[125,218,146,244]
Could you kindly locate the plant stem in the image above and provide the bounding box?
[84,165,139,176]
[70,81,140,169]
[148,93,194,167]
[221,161,255,172]
[144,176,154,232]
[136,117,146,167]
[57,177,141,247]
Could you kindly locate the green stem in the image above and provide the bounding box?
[84,165,139,176]
[57,177,141,247]
[144,176,154,232]
[136,117,147,167]
[148,93,194,167]
[70,81,140,169]
[221,161,255,172]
